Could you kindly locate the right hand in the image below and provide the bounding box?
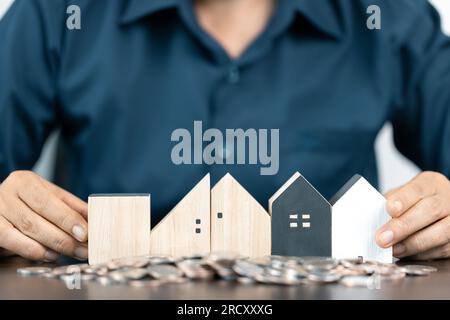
[0,171,88,261]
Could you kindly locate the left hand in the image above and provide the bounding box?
[376,171,450,260]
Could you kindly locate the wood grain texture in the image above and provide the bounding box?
[88,195,151,265]
[211,173,271,258]
[149,174,210,257]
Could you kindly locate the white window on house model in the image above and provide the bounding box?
[289,213,311,229]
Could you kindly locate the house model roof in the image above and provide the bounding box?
[269,172,330,214]
[329,174,362,205]
[212,173,269,217]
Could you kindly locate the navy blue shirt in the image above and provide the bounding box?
[1,0,450,225]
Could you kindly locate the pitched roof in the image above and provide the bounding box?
[329,174,362,206]
[269,172,330,214]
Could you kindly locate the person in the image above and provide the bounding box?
[0,0,449,262]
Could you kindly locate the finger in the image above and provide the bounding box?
[407,242,450,261]
[2,199,88,260]
[39,177,88,219]
[383,186,400,199]
[0,216,58,261]
[393,215,450,258]
[376,194,449,248]
[16,175,88,242]
[385,173,439,218]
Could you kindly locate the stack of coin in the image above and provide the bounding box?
[16,254,437,288]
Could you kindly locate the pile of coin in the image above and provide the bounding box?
[17,254,437,288]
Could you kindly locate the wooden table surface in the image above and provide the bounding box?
[1,257,450,300]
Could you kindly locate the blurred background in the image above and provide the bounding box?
[1,0,449,193]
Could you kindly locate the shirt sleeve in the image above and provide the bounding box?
[391,1,450,178]
[0,0,64,181]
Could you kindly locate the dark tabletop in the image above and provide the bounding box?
[1,257,450,300]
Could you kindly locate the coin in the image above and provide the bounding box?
[83,265,103,274]
[73,264,90,271]
[264,256,287,268]
[237,276,256,284]
[335,265,367,276]
[265,267,283,277]
[380,269,405,281]
[17,267,52,276]
[109,270,128,283]
[303,258,338,272]
[106,260,122,270]
[353,262,378,274]
[307,270,341,283]
[177,259,214,280]
[81,274,96,281]
[206,260,236,278]
[400,265,437,276]
[417,265,437,273]
[47,267,64,276]
[283,257,305,267]
[147,264,183,280]
[254,272,304,285]
[283,265,308,278]
[339,257,364,268]
[95,267,109,277]
[16,254,438,289]
[97,276,113,286]
[375,264,401,276]
[233,260,264,278]
[124,268,149,280]
[247,256,273,267]
[147,255,177,265]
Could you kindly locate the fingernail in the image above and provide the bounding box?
[74,246,88,260]
[72,225,86,242]
[44,250,59,262]
[378,230,394,247]
[394,243,406,257]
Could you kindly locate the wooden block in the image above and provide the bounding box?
[211,173,270,258]
[88,194,151,265]
[330,175,392,263]
[269,172,332,257]
[149,174,210,257]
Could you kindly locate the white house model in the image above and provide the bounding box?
[330,175,392,263]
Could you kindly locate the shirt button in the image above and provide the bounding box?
[227,65,240,84]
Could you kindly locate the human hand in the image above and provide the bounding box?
[376,172,450,260]
[0,171,88,261]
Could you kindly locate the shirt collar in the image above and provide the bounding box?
[120,0,342,40]
[120,0,179,25]
[292,0,342,39]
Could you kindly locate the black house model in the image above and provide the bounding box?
[269,172,332,257]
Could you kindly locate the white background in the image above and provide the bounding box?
[0,0,14,20]
[0,0,449,192]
